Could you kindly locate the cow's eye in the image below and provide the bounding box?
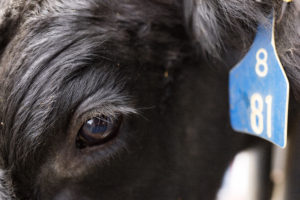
[76,115,122,148]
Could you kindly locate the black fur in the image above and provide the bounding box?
[0,0,299,199]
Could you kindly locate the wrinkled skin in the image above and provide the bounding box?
[0,0,299,200]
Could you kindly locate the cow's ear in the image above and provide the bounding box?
[275,0,300,101]
[0,0,26,56]
[182,0,269,58]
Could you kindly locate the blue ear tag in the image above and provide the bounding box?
[229,15,289,148]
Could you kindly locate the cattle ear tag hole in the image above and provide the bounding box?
[229,15,289,148]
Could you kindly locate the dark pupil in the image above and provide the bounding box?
[85,117,110,134]
[76,115,119,148]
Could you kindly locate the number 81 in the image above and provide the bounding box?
[250,94,272,138]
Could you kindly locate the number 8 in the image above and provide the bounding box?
[255,48,268,77]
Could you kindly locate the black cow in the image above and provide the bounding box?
[0,0,299,199]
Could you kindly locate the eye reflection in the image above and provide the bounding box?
[85,117,110,134]
[76,115,121,149]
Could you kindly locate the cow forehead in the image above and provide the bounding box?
[0,0,184,167]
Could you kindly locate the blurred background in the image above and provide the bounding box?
[216,144,288,200]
